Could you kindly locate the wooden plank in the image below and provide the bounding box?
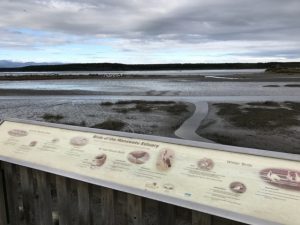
[68,179,80,225]
[90,185,101,225]
[1,163,21,225]
[143,198,159,225]
[77,181,91,225]
[56,175,72,225]
[19,166,36,225]
[101,187,115,225]
[159,202,175,225]
[0,162,8,225]
[175,206,192,225]
[115,191,127,225]
[192,211,212,225]
[34,170,53,225]
[212,216,247,225]
[127,194,143,225]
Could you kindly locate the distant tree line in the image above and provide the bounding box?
[0,62,300,72]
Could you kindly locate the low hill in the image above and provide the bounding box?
[0,62,300,72]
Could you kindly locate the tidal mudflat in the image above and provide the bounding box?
[0,98,193,138]
[0,69,300,154]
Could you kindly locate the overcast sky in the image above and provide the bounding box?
[0,0,300,63]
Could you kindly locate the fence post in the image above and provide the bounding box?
[101,187,115,225]
[143,198,159,225]
[192,211,212,225]
[0,162,8,225]
[19,166,36,225]
[1,163,22,225]
[56,175,72,225]
[115,191,128,225]
[34,170,53,225]
[127,194,143,225]
[159,202,175,225]
[77,182,91,225]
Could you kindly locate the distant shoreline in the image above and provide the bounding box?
[1,61,299,72]
[0,72,300,82]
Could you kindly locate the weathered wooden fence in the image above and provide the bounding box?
[0,161,246,225]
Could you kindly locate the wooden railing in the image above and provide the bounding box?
[0,161,246,225]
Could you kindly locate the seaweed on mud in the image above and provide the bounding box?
[284,101,300,111]
[246,101,280,107]
[263,85,280,87]
[285,84,300,87]
[110,101,189,115]
[100,101,114,106]
[113,108,131,113]
[115,100,175,105]
[213,103,240,116]
[161,103,189,115]
[42,113,64,122]
[92,119,126,131]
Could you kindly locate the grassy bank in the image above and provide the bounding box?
[197,101,300,154]
[213,102,300,130]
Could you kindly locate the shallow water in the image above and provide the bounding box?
[0,69,299,105]
[0,79,299,97]
[5,69,297,97]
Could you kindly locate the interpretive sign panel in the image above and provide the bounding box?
[0,120,299,225]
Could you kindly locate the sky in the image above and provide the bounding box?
[0,0,300,64]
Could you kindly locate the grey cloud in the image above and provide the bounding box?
[1,0,297,39]
[0,0,300,60]
[0,28,81,49]
[231,49,300,59]
[139,0,300,42]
